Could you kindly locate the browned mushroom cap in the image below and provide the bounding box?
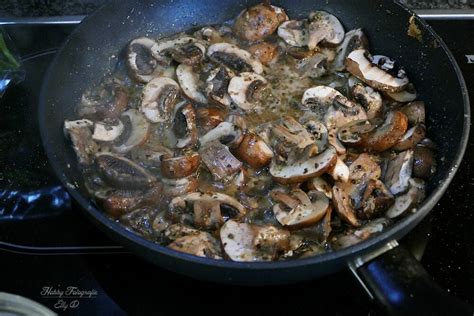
[272,189,330,228]
[357,179,394,220]
[248,41,279,65]
[199,140,242,181]
[413,145,437,179]
[234,133,274,169]
[358,111,409,152]
[333,28,369,71]
[400,101,426,125]
[392,124,426,151]
[351,83,383,119]
[78,78,130,120]
[386,178,426,218]
[384,150,414,195]
[234,3,288,42]
[196,107,227,133]
[173,102,198,149]
[220,220,290,261]
[168,231,223,259]
[206,67,232,108]
[160,152,201,179]
[269,146,337,184]
[345,49,409,93]
[63,119,98,165]
[162,176,199,198]
[95,152,156,189]
[101,185,162,218]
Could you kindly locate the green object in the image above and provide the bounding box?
[0,32,20,70]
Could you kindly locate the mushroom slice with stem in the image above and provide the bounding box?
[248,41,279,65]
[92,119,124,142]
[392,124,426,151]
[113,109,151,153]
[220,220,290,262]
[207,43,263,74]
[332,182,359,226]
[162,176,199,198]
[272,189,330,228]
[150,35,205,65]
[400,101,425,125]
[413,144,437,179]
[200,140,242,181]
[345,49,409,93]
[140,77,180,123]
[233,3,288,41]
[327,156,350,182]
[172,102,198,149]
[386,178,426,218]
[278,20,309,47]
[269,146,337,184]
[307,11,345,49]
[95,152,156,189]
[351,83,382,119]
[206,67,232,108]
[199,121,244,149]
[164,42,206,66]
[306,177,332,199]
[302,85,344,108]
[64,119,98,165]
[160,152,201,179]
[168,231,223,259]
[126,37,173,83]
[234,133,274,169]
[333,28,369,71]
[271,116,316,150]
[176,64,208,104]
[228,72,268,110]
[384,149,414,195]
[337,119,377,145]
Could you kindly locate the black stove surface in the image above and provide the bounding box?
[0,19,473,316]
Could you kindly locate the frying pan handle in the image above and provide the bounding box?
[350,242,474,315]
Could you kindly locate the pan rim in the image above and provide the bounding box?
[38,0,471,272]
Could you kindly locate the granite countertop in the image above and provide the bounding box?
[0,0,473,17]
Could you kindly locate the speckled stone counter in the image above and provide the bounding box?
[0,0,473,17]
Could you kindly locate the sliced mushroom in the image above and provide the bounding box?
[332,218,391,249]
[384,149,414,195]
[272,189,330,228]
[306,177,332,199]
[333,28,369,71]
[163,223,200,241]
[248,41,279,65]
[233,3,288,41]
[337,119,377,145]
[278,20,309,47]
[269,146,337,184]
[102,185,162,218]
[307,11,345,49]
[120,207,158,238]
[295,53,328,79]
[199,121,243,149]
[345,49,409,93]
[413,145,437,179]
[332,183,359,226]
[126,37,173,83]
[176,64,208,104]
[234,133,274,169]
[113,109,151,153]
[358,111,409,152]
[220,220,290,261]
[386,178,426,218]
[130,143,173,168]
[228,72,268,110]
[161,152,200,179]
[206,67,232,107]
[302,85,344,108]
[392,124,426,151]
[327,156,350,182]
[172,102,198,149]
[271,116,316,151]
[168,231,223,259]
[164,41,206,66]
[150,35,204,65]
[92,119,124,142]
[357,179,394,219]
[78,78,129,120]
[162,176,199,197]
[386,83,417,103]
[194,26,223,44]
[140,77,180,123]
[351,83,383,119]
[304,120,328,153]
[196,107,227,132]
[200,140,242,181]
[400,101,426,125]
[64,119,98,165]
[95,152,156,189]
[207,43,263,74]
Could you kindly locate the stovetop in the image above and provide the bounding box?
[0,15,473,316]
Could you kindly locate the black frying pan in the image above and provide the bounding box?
[39,0,471,314]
